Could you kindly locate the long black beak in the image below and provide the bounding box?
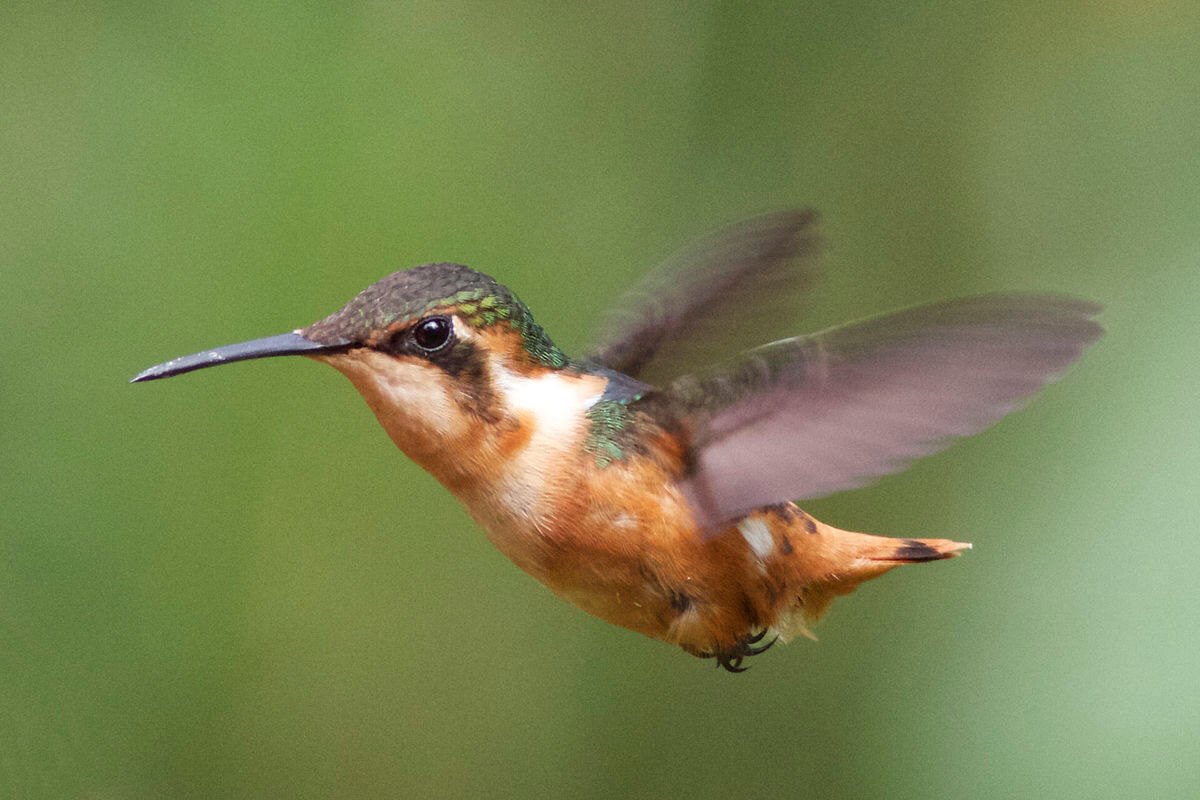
[130,332,348,383]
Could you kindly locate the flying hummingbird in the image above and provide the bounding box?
[132,211,1102,672]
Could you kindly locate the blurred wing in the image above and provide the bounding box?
[670,294,1104,530]
[586,210,822,385]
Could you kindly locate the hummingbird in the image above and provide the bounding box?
[132,211,1102,672]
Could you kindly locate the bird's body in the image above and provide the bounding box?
[318,322,966,668]
[134,211,1101,671]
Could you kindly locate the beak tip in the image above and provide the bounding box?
[130,358,190,383]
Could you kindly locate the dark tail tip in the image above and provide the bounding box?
[882,538,972,563]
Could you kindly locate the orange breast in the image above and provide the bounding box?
[513,430,785,656]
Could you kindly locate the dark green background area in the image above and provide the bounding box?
[4,2,1197,797]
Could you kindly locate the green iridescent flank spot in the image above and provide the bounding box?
[585,400,630,468]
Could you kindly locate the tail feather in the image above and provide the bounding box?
[771,517,970,642]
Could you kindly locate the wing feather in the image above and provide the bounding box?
[668,294,1103,529]
[586,210,822,384]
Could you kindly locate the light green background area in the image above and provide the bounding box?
[4,2,1198,798]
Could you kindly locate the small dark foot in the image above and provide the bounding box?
[702,630,778,673]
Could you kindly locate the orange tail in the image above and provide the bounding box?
[774,513,970,640]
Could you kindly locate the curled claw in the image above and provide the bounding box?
[741,629,777,655]
[710,630,778,673]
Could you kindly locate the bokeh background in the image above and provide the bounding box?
[4,2,1198,798]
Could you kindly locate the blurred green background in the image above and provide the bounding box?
[4,1,1198,798]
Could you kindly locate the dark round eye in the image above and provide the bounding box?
[412,316,452,352]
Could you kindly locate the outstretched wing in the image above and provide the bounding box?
[666,294,1104,530]
[586,210,822,386]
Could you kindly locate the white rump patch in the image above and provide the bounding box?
[737,517,774,562]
